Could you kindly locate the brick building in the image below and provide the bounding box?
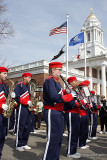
[7,60,85,101]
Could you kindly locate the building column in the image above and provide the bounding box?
[102,32,103,44]
[101,64,106,97]
[99,31,100,42]
[89,65,92,90]
[94,29,96,41]
[90,30,92,41]
[97,68,100,95]
[101,33,102,44]
[93,29,94,41]
[96,30,98,41]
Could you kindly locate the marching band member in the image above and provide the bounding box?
[14,73,33,151]
[78,81,90,149]
[0,67,9,160]
[82,80,91,143]
[43,62,75,160]
[89,90,101,139]
[64,77,86,158]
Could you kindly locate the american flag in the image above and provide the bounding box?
[49,21,67,36]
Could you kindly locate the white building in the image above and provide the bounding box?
[66,10,107,98]
[8,11,107,98]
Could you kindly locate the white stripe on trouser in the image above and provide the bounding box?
[13,110,16,132]
[68,112,72,154]
[8,117,10,130]
[77,115,81,147]
[16,104,22,147]
[90,113,93,137]
[43,109,51,160]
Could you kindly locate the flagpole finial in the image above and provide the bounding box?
[66,13,69,18]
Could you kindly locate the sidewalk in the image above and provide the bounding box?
[2,124,107,160]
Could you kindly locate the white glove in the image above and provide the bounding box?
[71,91,77,97]
[101,104,103,107]
[11,92,16,98]
[33,108,37,112]
[66,88,71,94]
[2,104,8,111]
[83,99,87,104]
[27,101,32,106]
[90,103,93,108]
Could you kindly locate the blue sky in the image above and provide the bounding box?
[0,0,107,66]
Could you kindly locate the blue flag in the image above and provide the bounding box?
[69,32,84,46]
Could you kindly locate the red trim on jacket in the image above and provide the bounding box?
[20,91,30,105]
[97,105,101,110]
[75,100,80,107]
[0,91,6,114]
[44,103,64,111]
[94,110,98,114]
[79,109,87,116]
[62,93,73,102]
[74,100,86,107]
[65,108,79,113]
[86,103,91,109]
[0,81,4,84]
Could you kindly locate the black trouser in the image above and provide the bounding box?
[100,116,107,132]
[100,116,104,131]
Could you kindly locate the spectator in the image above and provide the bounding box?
[35,96,43,130]
[99,95,107,134]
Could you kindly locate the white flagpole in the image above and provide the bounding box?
[84,28,86,79]
[66,13,69,79]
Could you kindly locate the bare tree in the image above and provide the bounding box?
[0,55,15,67]
[0,0,14,43]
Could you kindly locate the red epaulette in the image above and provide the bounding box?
[18,82,23,85]
[18,82,26,85]
[47,76,52,80]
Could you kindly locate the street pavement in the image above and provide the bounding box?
[2,124,107,160]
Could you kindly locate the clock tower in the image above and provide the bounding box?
[78,9,107,59]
